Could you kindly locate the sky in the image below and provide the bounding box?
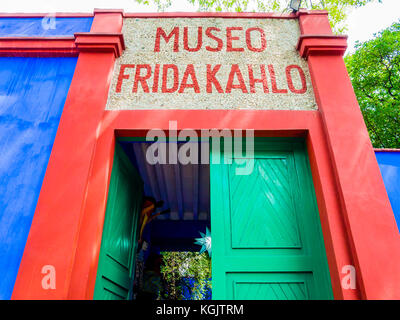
[0,0,399,52]
[346,0,399,52]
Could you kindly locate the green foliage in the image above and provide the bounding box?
[136,0,172,12]
[134,0,380,33]
[345,21,400,148]
[160,251,211,300]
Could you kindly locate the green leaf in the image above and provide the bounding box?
[345,20,400,148]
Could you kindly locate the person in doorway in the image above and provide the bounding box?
[138,197,170,246]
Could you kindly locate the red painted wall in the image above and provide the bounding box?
[7,9,400,300]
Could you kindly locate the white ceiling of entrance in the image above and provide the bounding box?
[129,142,210,221]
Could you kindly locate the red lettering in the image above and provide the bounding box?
[133,64,151,93]
[206,64,223,93]
[116,64,134,93]
[246,28,266,52]
[248,65,269,93]
[205,27,223,52]
[226,27,244,52]
[268,65,288,94]
[184,27,203,52]
[178,64,200,93]
[162,64,179,93]
[286,65,307,94]
[154,27,179,52]
[152,64,160,93]
[226,64,248,93]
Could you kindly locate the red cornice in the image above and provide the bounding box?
[0,37,78,57]
[93,9,125,15]
[74,32,125,57]
[123,12,298,18]
[374,148,400,152]
[0,33,125,57]
[0,12,94,17]
[297,34,348,59]
[297,8,328,16]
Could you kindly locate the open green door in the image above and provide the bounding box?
[211,139,333,300]
[94,144,143,300]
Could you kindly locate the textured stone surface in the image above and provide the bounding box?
[106,18,317,110]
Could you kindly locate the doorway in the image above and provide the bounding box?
[93,139,211,300]
[93,137,333,300]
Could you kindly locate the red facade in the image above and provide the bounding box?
[2,9,399,299]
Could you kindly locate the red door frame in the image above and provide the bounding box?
[10,10,400,300]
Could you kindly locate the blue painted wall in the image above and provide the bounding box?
[376,151,400,232]
[0,57,77,299]
[0,17,92,36]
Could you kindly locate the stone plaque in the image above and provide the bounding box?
[106,18,317,110]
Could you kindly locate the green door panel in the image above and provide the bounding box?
[94,144,143,300]
[229,153,301,249]
[211,139,333,300]
[227,273,312,300]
